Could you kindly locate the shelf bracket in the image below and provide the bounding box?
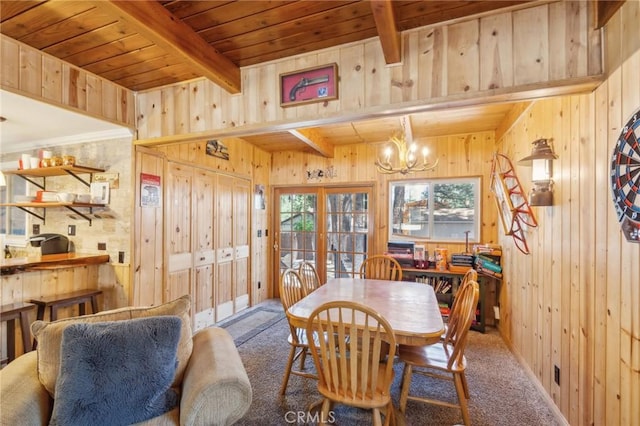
[64,206,93,226]
[16,206,45,222]
[63,170,92,187]
[15,175,45,190]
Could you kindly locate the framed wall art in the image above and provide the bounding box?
[280,63,338,107]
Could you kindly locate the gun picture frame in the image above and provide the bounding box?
[279,63,338,107]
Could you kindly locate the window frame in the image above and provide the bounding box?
[388,176,482,243]
[0,170,31,247]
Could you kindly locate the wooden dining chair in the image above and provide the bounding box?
[443,268,478,332]
[306,301,397,426]
[297,261,321,296]
[359,255,403,281]
[398,280,480,425]
[278,268,317,395]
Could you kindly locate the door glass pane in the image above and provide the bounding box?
[326,191,369,279]
[279,193,317,276]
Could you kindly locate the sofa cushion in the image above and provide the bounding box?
[49,316,181,426]
[31,294,193,397]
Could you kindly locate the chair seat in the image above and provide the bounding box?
[399,343,467,373]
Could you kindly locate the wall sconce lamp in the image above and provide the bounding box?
[518,138,558,206]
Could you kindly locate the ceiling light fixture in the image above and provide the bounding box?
[374,116,438,175]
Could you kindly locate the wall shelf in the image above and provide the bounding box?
[1,165,106,225]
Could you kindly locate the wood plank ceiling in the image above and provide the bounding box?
[0,1,623,154]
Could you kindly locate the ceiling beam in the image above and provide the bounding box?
[288,128,335,158]
[93,0,241,94]
[594,0,624,29]
[370,0,402,64]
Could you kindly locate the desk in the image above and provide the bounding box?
[287,278,444,346]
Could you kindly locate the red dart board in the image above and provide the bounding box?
[610,108,640,243]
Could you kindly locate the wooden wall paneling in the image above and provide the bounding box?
[447,19,479,96]
[549,96,564,405]
[134,2,600,143]
[419,26,446,99]
[479,13,513,90]
[549,1,587,80]
[512,5,549,86]
[604,71,622,426]
[101,81,117,122]
[161,86,176,135]
[558,94,572,418]
[338,44,365,113]
[363,39,390,108]
[216,173,235,321]
[233,179,250,312]
[396,30,420,103]
[619,19,640,426]
[252,147,271,302]
[1,36,19,88]
[193,168,216,330]
[0,35,139,127]
[86,74,102,116]
[578,93,596,426]
[62,65,86,111]
[591,82,608,425]
[190,79,206,134]
[41,55,62,102]
[166,162,194,307]
[19,46,41,96]
[174,83,190,135]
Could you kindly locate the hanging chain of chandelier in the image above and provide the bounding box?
[374,116,438,175]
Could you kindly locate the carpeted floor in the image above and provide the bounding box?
[220,299,564,426]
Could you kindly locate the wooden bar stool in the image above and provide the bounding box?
[1,302,37,364]
[30,289,102,349]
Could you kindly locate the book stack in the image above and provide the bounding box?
[449,253,474,274]
[472,244,502,278]
[386,241,415,268]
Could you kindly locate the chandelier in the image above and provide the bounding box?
[374,116,438,174]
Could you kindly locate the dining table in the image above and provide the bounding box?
[287,277,445,346]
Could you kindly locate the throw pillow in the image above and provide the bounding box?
[31,294,193,397]
[49,316,182,426]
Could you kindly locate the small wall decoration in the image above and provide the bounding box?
[206,139,230,160]
[140,173,161,207]
[307,166,337,180]
[610,107,640,243]
[254,184,266,210]
[280,63,338,107]
[94,172,120,189]
[490,153,538,255]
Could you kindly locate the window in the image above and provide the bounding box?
[0,173,29,245]
[389,177,481,243]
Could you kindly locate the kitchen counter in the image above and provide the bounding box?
[1,253,111,274]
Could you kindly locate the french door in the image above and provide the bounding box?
[274,185,373,293]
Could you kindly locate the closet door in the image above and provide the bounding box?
[216,174,235,321]
[233,178,250,312]
[193,169,216,330]
[166,163,194,303]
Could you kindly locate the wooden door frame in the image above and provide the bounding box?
[271,184,375,297]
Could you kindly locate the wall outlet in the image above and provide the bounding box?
[493,305,500,320]
[554,365,560,385]
[67,225,76,236]
[257,229,262,237]
[32,224,40,235]
[98,242,107,250]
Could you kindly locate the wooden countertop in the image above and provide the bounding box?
[1,253,110,274]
